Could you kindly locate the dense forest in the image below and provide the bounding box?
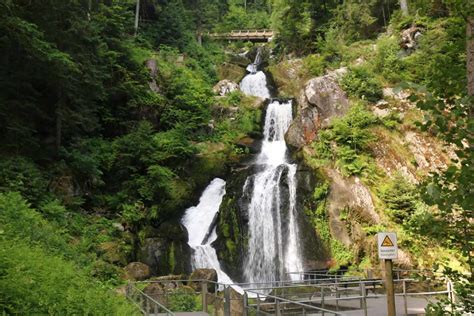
[0,0,472,314]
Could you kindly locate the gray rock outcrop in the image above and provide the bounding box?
[213,80,240,96]
[286,73,349,149]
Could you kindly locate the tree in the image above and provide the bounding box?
[399,0,409,16]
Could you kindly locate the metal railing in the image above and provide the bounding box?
[126,270,454,316]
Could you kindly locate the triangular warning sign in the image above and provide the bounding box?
[381,235,394,247]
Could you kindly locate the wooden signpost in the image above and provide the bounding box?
[378,232,398,316]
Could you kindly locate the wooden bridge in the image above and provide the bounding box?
[206,29,274,42]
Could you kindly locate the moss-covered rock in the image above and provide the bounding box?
[137,221,191,276]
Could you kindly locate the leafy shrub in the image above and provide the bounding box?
[340,66,383,102]
[169,288,197,312]
[0,157,48,205]
[374,35,407,83]
[312,104,379,177]
[303,54,326,77]
[0,239,138,315]
[379,174,418,223]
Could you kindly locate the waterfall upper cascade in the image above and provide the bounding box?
[240,49,270,99]
[181,179,236,286]
[243,100,303,284]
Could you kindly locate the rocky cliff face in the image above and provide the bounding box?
[286,73,350,149]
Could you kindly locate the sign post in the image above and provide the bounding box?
[378,232,398,316]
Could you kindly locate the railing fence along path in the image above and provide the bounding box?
[126,269,455,316]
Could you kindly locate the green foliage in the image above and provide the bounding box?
[329,0,377,43]
[379,174,418,223]
[302,54,326,77]
[169,288,197,312]
[0,157,48,205]
[0,239,137,315]
[0,192,137,314]
[217,3,271,31]
[374,35,407,83]
[340,66,383,102]
[312,104,379,177]
[403,17,466,98]
[305,181,354,267]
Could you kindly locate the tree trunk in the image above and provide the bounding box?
[467,17,474,98]
[399,0,409,16]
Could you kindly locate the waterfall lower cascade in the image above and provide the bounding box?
[181,179,235,285]
[243,100,303,284]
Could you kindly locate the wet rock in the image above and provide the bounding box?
[137,221,192,276]
[296,165,332,270]
[125,262,151,281]
[213,80,240,96]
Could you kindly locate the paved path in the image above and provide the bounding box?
[310,295,436,315]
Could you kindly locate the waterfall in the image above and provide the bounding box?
[181,179,236,286]
[240,48,270,99]
[182,50,303,288]
[243,100,303,284]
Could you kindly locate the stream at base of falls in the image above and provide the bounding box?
[182,48,303,288]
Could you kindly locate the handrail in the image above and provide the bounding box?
[126,283,175,315]
[246,289,344,315]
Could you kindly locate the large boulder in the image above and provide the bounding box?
[124,262,151,281]
[303,75,350,127]
[286,74,349,149]
[189,268,218,292]
[213,80,240,96]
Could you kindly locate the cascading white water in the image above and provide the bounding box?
[182,51,303,289]
[181,179,235,285]
[243,100,303,284]
[240,48,270,99]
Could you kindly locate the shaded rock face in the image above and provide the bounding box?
[286,74,349,149]
[325,168,380,249]
[296,164,331,270]
[125,262,151,281]
[137,221,192,276]
[213,80,240,96]
[285,107,319,149]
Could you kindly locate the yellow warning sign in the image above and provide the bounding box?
[381,235,394,247]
